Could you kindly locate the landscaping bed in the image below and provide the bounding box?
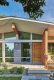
[0,77,21,80]
[0,64,25,74]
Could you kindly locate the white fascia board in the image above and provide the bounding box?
[0,17,54,26]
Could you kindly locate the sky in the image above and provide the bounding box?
[0,0,54,22]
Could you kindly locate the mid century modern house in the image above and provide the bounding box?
[0,17,54,65]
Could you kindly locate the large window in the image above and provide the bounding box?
[21,43,30,62]
[48,43,54,55]
[0,43,2,62]
[32,34,42,40]
[5,43,14,62]
[4,32,16,40]
[19,32,30,40]
[48,36,54,40]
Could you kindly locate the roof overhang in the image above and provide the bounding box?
[0,17,54,34]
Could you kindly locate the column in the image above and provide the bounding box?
[16,33,19,40]
[44,29,48,65]
[45,29,48,55]
[29,43,32,63]
[2,33,5,63]
[14,33,21,63]
[30,33,32,63]
[30,33,32,40]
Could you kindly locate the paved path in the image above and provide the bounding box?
[21,75,50,80]
[1,63,47,70]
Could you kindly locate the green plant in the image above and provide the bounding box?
[9,67,17,74]
[2,64,9,74]
[16,67,25,74]
[0,66,25,74]
[10,67,25,74]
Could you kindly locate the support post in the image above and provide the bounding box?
[16,33,19,40]
[44,29,48,65]
[45,29,48,55]
[2,33,5,63]
[31,33,32,40]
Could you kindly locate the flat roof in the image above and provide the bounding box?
[0,17,54,34]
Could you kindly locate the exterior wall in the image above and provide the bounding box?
[32,42,42,64]
[48,27,54,36]
[14,42,21,63]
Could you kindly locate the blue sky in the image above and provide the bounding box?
[0,0,54,22]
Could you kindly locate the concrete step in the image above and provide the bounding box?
[22,65,50,80]
[28,69,50,76]
[21,75,50,80]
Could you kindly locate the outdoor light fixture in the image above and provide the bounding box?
[12,23,16,29]
[12,23,20,35]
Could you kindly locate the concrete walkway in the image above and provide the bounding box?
[21,75,50,80]
[3,63,47,70]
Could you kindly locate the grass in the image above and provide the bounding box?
[0,77,21,80]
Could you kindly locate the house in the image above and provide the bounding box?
[0,17,54,65]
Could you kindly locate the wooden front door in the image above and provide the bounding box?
[32,42,42,64]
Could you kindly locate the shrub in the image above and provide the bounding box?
[10,67,17,74]
[3,64,9,74]
[16,67,25,74]
[10,67,25,74]
[0,66,25,74]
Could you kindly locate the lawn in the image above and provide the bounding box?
[0,77,21,80]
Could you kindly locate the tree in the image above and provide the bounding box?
[0,0,9,6]
[0,0,45,19]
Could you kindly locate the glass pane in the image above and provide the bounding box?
[21,43,30,62]
[0,58,2,62]
[4,32,16,40]
[32,34,42,40]
[5,43,14,62]
[48,43,54,55]
[48,36,54,40]
[5,58,14,62]
[19,32,30,40]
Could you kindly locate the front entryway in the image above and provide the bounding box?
[32,42,42,64]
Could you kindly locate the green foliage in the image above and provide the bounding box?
[9,67,18,74]
[0,0,9,6]
[9,67,25,74]
[48,43,54,55]
[14,0,45,19]
[0,64,9,74]
[2,64,10,74]
[0,66,25,74]
[0,77,21,80]
[5,44,13,57]
[16,67,25,74]
[0,0,45,19]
